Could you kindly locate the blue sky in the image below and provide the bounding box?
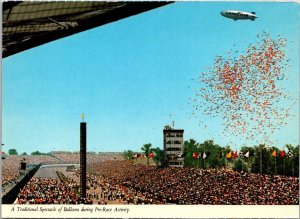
[2,2,299,153]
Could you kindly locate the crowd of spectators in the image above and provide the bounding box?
[2,155,60,194]
[88,161,299,205]
[21,155,60,164]
[17,174,93,204]
[1,153,122,191]
[2,157,21,189]
[87,161,156,204]
[52,152,123,164]
[12,160,299,205]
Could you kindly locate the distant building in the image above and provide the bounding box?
[20,158,27,171]
[66,165,76,172]
[1,152,6,159]
[163,128,184,167]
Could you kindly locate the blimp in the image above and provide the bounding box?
[220,10,257,21]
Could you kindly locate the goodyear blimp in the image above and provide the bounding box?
[220,10,257,21]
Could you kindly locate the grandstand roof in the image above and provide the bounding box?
[2,1,172,58]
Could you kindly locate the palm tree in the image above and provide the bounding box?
[141,143,153,165]
[164,125,172,130]
[123,150,134,160]
[152,147,164,166]
[184,139,200,167]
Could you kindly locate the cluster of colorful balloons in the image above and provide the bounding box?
[191,31,294,146]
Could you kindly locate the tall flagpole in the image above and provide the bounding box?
[292,155,295,176]
[204,144,206,169]
[248,156,250,173]
[241,151,244,172]
[283,156,285,175]
[283,147,286,175]
[275,155,277,175]
[260,148,262,174]
[202,153,204,169]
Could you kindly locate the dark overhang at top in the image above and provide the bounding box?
[163,129,184,133]
[2,1,172,58]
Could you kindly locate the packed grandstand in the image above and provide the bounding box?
[2,154,298,205]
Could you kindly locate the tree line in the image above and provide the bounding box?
[7,149,53,156]
[124,140,299,177]
[183,139,299,177]
[123,143,164,166]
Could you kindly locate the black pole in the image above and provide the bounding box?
[199,155,201,168]
[260,149,262,174]
[80,121,87,199]
[275,156,277,175]
[283,157,285,176]
[292,157,295,176]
